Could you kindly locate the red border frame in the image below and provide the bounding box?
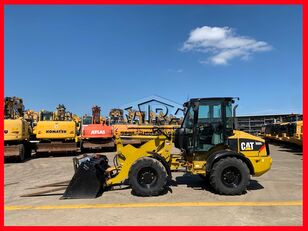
[0,1,305,230]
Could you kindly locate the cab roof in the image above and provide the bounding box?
[184,97,239,106]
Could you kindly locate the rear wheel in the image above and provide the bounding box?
[129,157,168,196]
[24,143,32,159]
[18,144,25,162]
[210,157,250,195]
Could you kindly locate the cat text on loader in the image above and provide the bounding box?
[4,97,32,161]
[62,97,272,199]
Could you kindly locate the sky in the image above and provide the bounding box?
[5,5,302,116]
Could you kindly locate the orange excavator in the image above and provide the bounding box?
[80,105,114,151]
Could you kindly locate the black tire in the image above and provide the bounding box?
[80,141,85,153]
[18,144,25,162]
[199,174,210,183]
[25,143,32,159]
[129,157,168,197]
[210,157,250,195]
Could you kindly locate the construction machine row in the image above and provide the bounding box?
[21,97,272,199]
[4,96,181,161]
[260,119,303,146]
[4,96,302,163]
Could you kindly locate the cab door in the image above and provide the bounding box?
[174,106,195,153]
[195,102,224,152]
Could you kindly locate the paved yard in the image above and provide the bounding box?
[4,144,303,226]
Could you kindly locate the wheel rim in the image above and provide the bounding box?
[221,166,242,188]
[137,167,158,189]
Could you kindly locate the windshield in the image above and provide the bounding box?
[82,116,93,125]
[40,112,53,121]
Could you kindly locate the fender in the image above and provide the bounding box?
[147,151,172,180]
[205,150,254,175]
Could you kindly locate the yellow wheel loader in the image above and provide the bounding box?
[4,97,32,162]
[62,98,272,199]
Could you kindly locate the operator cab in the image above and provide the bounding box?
[40,111,54,121]
[175,97,236,154]
[82,115,93,125]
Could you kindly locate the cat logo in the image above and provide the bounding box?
[241,142,255,151]
[90,130,105,135]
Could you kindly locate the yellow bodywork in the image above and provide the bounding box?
[248,156,272,176]
[112,124,179,146]
[230,130,268,157]
[106,135,172,186]
[227,130,272,176]
[105,131,272,187]
[113,124,179,137]
[286,121,303,145]
[34,121,76,140]
[4,118,30,141]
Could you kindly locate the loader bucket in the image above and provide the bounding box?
[61,155,109,199]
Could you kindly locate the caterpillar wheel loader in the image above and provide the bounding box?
[62,97,272,199]
[4,97,32,161]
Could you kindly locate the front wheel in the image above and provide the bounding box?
[210,157,250,195]
[199,174,210,184]
[129,157,168,197]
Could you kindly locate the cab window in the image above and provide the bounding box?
[183,107,194,129]
[198,105,210,119]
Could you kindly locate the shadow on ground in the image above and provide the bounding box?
[173,174,264,195]
[4,156,32,164]
[269,141,302,156]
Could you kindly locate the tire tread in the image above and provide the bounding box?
[209,157,250,195]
